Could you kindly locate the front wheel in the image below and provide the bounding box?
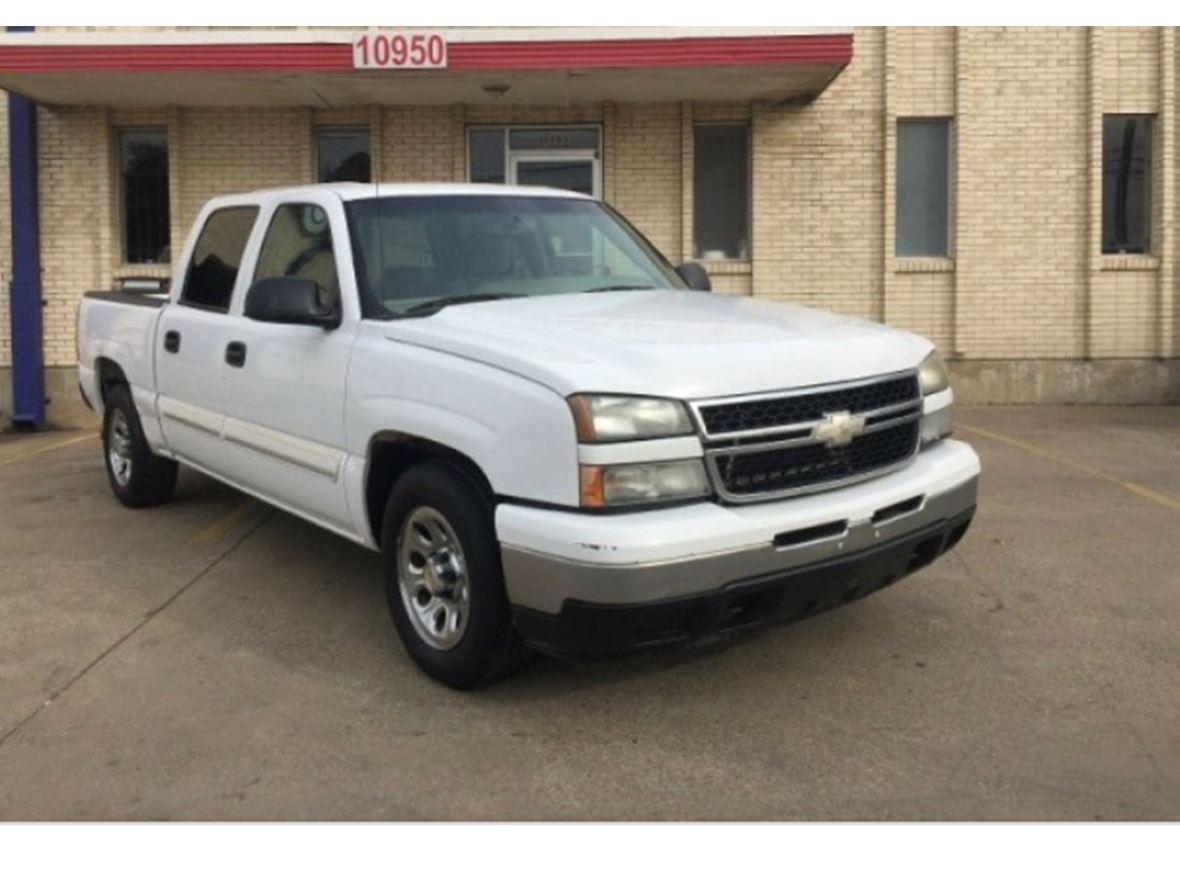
[380,461,530,689]
[101,385,178,508]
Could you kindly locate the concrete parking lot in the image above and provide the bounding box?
[0,406,1177,820]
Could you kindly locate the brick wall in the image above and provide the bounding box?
[609,102,682,263]
[37,106,113,370]
[955,28,1091,359]
[752,27,886,321]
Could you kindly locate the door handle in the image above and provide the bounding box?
[225,341,247,368]
[163,330,181,354]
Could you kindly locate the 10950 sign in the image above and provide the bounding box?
[353,32,447,69]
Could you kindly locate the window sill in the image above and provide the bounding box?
[697,260,752,275]
[891,257,955,274]
[1098,255,1159,272]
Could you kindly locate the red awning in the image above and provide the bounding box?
[0,28,853,107]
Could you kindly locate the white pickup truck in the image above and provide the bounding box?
[77,183,979,688]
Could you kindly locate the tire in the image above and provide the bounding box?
[101,384,178,508]
[381,461,531,689]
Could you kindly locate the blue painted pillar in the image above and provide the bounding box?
[7,24,45,429]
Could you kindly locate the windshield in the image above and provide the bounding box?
[345,195,686,318]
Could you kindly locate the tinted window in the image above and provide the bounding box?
[317,129,371,183]
[693,124,750,260]
[120,130,170,265]
[254,204,341,311]
[1102,115,1152,254]
[181,207,259,310]
[896,119,951,257]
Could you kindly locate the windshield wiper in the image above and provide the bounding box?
[582,285,657,293]
[399,293,527,317]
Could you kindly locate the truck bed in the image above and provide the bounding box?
[76,289,168,416]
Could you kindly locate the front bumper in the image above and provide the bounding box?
[496,439,980,656]
[512,503,974,657]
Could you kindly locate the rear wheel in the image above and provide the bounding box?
[101,385,178,508]
[381,461,530,689]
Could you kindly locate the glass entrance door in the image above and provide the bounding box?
[510,153,601,273]
[510,152,600,198]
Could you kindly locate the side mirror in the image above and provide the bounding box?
[675,262,712,292]
[244,277,340,329]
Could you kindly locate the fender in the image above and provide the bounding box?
[345,328,581,513]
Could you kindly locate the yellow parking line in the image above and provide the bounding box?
[958,421,1180,513]
[196,499,260,543]
[0,432,95,467]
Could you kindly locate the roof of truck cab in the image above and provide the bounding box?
[232,183,598,203]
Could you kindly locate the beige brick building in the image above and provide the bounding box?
[1,26,1178,427]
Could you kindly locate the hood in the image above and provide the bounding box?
[384,290,933,400]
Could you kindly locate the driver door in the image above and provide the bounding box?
[217,198,357,533]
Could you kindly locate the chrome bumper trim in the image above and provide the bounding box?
[501,476,978,615]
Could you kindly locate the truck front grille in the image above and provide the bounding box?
[697,374,919,437]
[711,421,920,499]
[692,372,922,503]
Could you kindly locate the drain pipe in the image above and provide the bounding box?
[6,24,45,429]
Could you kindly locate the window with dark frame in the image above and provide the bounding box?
[317,128,372,183]
[896,118,951,258]
[693,123,751,261]
[1102,114,1153,255]
[468,129,507,184]
[119,130,171,265]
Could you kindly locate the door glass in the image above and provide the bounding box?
[254,204,341,311]
[514,159,594,196]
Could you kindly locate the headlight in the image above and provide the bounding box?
[580,460,710,508]
[918,350,950,396]
[568,394,694,442]
[918,350,953,445]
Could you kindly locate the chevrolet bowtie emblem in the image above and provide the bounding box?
[811,411,866,448]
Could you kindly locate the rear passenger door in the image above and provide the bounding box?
[216,199,357,533]
[155,204,259,475]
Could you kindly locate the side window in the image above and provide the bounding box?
[181,206,259,311]
[253,204,342,310]
[1102,114,1153,255]
[119,130,170,265]
[693,123,751,260]
[317,128,371,183]
[896,118,952,258]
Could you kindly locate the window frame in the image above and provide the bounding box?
[691,121,753,262]
[315,126,373,184]
[895,116,953,260]
[117,127,171,267]
[1101,113,1154,256]
[178,205,261,313]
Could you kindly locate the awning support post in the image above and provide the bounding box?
[6,25,46,429]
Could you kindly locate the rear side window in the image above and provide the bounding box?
[181,206,259,310]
